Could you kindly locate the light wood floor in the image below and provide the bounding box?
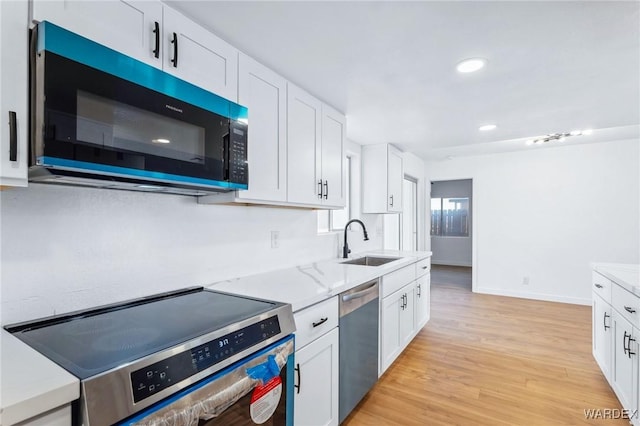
[343,269,624,425]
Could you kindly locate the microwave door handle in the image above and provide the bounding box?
[223,129,230,181]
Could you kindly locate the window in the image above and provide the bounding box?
[318,156,351,232]
[431,197,469,237]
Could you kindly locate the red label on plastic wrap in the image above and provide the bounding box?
[249,376,282,424]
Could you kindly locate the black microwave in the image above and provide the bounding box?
[29,21,248,196]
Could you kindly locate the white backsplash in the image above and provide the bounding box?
[0,184,382,324]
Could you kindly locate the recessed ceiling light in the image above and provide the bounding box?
[152,138,171,144]
[456,58,487,73]
[479,124,497,131]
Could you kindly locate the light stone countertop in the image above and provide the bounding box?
[0,330,79,425]
[210,250,432,312]
[0,250,431,424]
[592,263,640,296]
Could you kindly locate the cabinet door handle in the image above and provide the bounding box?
[417,284,421,298]
[317,180,323,198]
[312,317,328,328]
[170,32,178,67]
[625,306,636,314]
[152,21,160,58]
[324,180,328,199]
[8,111,17,162]
[629,337,637,358]
[294,363,301,394]
[604,312,610,331]
[624,331,630,355]
[594,283,603,289]
[390,195,394,207]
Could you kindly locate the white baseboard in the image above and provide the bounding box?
[476,287,591,306]
[432,260,472,267]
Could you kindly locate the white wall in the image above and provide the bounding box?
[0,177,383,324]
[426,139,640,304]
[431,179,473,266]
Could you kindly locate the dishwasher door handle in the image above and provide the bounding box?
[342,283,378,303]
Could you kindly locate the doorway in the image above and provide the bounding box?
[430,179,472,290]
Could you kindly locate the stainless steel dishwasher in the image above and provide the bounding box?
[339,279,379,423]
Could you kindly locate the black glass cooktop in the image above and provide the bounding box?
[6,288,279,379]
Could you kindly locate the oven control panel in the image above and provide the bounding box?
[130,315,281,403]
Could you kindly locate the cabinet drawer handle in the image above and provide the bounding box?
[594,283,603,289]
[324,180,328,199]
[422,266,428,270]
[152,21,160,58]
[294,363,301,394]
[317,180,323,198]
[312,317,328,328]
[170,32,178,67]
[625,306,636,314]
[604,312,610,331]
[390,195,394,207]
[9,111,17,162]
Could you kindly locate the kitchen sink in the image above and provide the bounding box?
[341,256,401,266]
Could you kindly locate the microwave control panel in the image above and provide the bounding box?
[227,121,248,185]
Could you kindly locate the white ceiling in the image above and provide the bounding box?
[167,1,640,161]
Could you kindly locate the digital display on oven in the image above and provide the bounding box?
[130,316,281,403]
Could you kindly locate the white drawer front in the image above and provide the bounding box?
[416,258,431,278]
[612,284,640,329]
[294,297,339,350]
[382,265,416,298]
[592,271,612,304]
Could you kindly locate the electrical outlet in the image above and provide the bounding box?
[271,231,279,249]
[522,276,530,285]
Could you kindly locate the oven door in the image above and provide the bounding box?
[118,335,294,426]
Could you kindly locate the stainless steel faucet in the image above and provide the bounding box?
[343,219,369,258]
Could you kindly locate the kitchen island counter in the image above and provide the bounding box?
[592,263,640,295]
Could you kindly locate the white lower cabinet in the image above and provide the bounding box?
[415,274,431,329]
[611,309,638,417]
[592,267,640,425]
[593,293,612,380]
[293,297,339,426]
[380,282,415,375]
[379,258,432,376]
[13,404,72,426]
[294,328,339,426]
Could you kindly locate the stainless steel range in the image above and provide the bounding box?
[5,287,296,426]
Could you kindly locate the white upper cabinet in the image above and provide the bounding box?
[287,83,345,208]
[320,105,346,208]
[162,6,238,102]
[287,83,323,205]
[32,1,238,101]
[235,53,287,202]
[0,0,29,187]
[32,0,163,68]
[362,144,403,213]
